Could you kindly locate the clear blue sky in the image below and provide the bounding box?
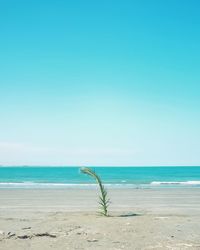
[0,0,200,166]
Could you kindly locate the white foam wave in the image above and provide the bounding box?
[0,182,137,189]
[151,181,200,186]
[1,181,200,189]
[0,182,96,188]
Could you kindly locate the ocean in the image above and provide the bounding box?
[0,166,200,189]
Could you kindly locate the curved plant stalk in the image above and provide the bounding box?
[81,167,110,216]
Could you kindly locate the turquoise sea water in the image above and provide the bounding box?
[0,167,200,189]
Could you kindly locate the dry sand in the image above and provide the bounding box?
[0,188,200,249]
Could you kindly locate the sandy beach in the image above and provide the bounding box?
[0,188,200,250]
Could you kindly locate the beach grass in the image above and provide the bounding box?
[80,167,110,216]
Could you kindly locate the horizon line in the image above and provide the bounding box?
[0,165,200,167]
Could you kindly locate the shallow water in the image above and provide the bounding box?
[0,166,200,189]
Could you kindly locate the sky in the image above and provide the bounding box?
[0,0,200,166]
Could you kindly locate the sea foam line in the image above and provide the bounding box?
[0,181,200,189]
[0,182,138,189]
[150,181,200,185]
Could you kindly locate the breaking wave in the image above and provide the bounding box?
[150,181,200,186]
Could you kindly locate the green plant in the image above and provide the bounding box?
[81,167,110,216]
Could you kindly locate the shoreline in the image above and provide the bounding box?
[0,188,200,214]
[1,182,200,189]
